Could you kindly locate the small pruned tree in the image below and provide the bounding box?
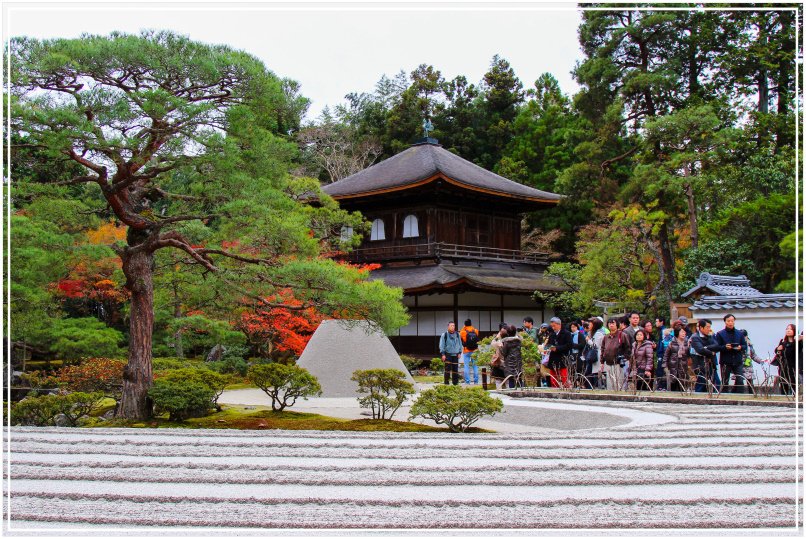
[10,391,104,426]
[247,363,321,412]
[409,385,503,433]
[351,369,414,420]
[59,392,106,427]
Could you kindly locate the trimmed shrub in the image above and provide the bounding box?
[10,391,104,426]
[148,378,216,421]
[399,355,421,373]
[247,363,321,412]
[208,355,249,376]
[429,357,444,374]
[59,392,106,426]
[351,369,415,420]
[152,357,203,372]
[409,385,503,433]
[157,368,229,407]
[11,394,64,426]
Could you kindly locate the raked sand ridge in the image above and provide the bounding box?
[2,398,802,534]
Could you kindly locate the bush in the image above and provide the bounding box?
[156,368,229,407]
[152,357,203,372]
[56,358,125,401]
[208,347,249,376]
[148,378,216,421]
[471,336,496,367]
[399,355,421,373]
[210,356,249,376]
[11,394,64,426]
[472,335,540,368]
[247,363,321,412]
[351,369,415,420]
[409,385,503,433]
[59,392,106,426]
[18,370,60,397]
[429,357,444,374]
[10,391,104,426]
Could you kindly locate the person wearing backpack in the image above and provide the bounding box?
[439,321,463,386]
[460,319,480,385]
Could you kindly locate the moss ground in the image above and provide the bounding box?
[85,404,489,432]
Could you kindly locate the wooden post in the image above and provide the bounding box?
[481,367,488,390]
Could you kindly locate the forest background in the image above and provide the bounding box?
[7,6,803,373]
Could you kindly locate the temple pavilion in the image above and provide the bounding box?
[322,138,565,355]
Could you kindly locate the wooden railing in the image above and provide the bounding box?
[349,242,548,264]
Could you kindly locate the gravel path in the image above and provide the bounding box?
[3,400,802,534]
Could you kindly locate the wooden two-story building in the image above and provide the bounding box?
[322,138,565,355]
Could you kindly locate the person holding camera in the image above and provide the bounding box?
[713,314,748,393]
[689,319,718,393]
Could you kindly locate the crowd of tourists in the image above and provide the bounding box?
[438,314,801,395]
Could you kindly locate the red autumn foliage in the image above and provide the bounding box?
[52,222,129,306]
[56,279,86,298]
[57,358,126,400]
[237,289,327,358]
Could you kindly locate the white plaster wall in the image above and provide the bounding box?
[693,309,797,382]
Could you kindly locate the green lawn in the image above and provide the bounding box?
[412,375,443,383]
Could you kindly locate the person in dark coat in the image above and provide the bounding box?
[774,323,802,395]
[663,325,691,392]
[689,319,719,393]
[713,314,749,393]
[631,329,655,391]
[546,316,572,388]
[501,325,523,389]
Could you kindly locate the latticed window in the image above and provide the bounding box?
[402,214,419,238]
[370,219,385,241]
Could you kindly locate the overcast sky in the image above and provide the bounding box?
[5,1,584,121]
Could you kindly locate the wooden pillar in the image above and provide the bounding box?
[453,293,459,328]
[500,294,505,326]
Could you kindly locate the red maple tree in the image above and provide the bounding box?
[237,288,326,359]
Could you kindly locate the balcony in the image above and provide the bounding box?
[348,242,548,265]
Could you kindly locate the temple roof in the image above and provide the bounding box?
[321,141,562,204]
[681,272,762,298]
[689,294,802,311]
[369,262,565,295]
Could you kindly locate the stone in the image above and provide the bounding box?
[53,414,71,427]
[296,319,416,398]
[206,344,226,362]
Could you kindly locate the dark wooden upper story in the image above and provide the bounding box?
[322,140,562,266]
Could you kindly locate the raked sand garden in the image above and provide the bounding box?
[3,391,802,534]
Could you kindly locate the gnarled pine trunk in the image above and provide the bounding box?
[117,242,155,420]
